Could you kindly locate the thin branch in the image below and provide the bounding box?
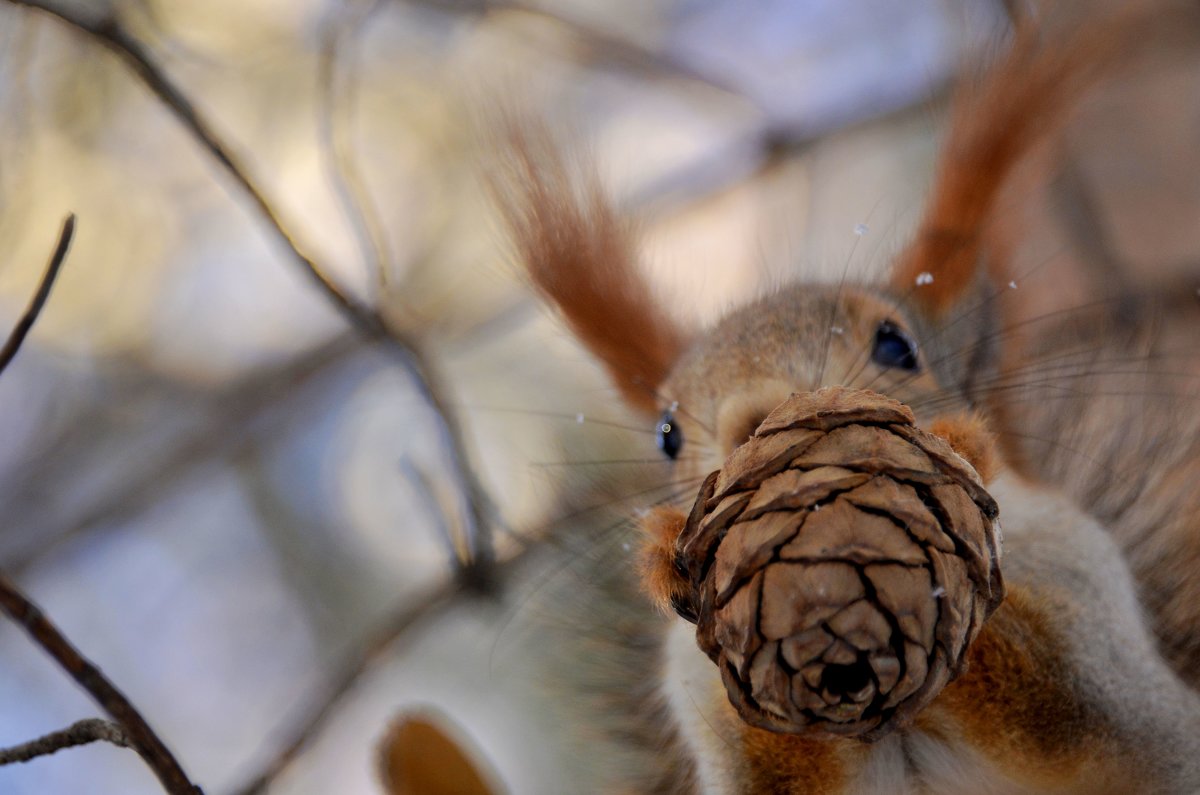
[0,209,197,792]
[4,0,495,574]
[0,718,131,766]
[0,575,202,794]
[0,214,74,377]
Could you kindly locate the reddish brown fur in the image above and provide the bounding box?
[638,505,690,616]
[927,412,1000,485]
[493,119,689,415]
[740,725,848,795]
[919,585,1127,793]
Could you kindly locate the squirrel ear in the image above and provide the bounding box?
[491,117,689,416]
[890,7,1150,317]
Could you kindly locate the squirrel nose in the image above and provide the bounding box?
[715,381,794,454]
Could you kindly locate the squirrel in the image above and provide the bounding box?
[382,2,1200,793]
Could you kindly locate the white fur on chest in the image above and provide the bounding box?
[662,619,742,793]
[848,732,1017,795]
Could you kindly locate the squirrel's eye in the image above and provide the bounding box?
[657,412,684,460]
[871,321,920,371]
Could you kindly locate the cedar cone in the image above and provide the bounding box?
[673,387,1003,741]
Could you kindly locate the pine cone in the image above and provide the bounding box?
[673,387,1003,740]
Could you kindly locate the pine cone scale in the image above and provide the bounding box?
[756,389,915,435]
[713,429,822,499]
[741,467,871,521]
[758,562,865,640]
[843,477,956,553]
[712,511,804,607]
[778,500,928,566]
[789,429,959,485]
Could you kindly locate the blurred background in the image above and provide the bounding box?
[0,0,1010,792]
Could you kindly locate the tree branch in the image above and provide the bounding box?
[3,0,495,574]
[0,214,199,792]
[0,574,202,794]
[0,718,131,766]
[0,214,74,377]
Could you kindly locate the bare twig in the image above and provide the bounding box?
[0,214,74,377]
[0,214,187,793]
[0,718,131,765]
[0,213,196,788]
[4,0,494,574]
[0,575,202,794]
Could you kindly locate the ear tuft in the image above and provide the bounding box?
[490,116,689,415]
[892,5,1188,316]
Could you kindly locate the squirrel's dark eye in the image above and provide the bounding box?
[657,412,684,460]
[871,321,919,371]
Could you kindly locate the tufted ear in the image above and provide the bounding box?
[491,118,689,416]
[890,6,1157,317]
